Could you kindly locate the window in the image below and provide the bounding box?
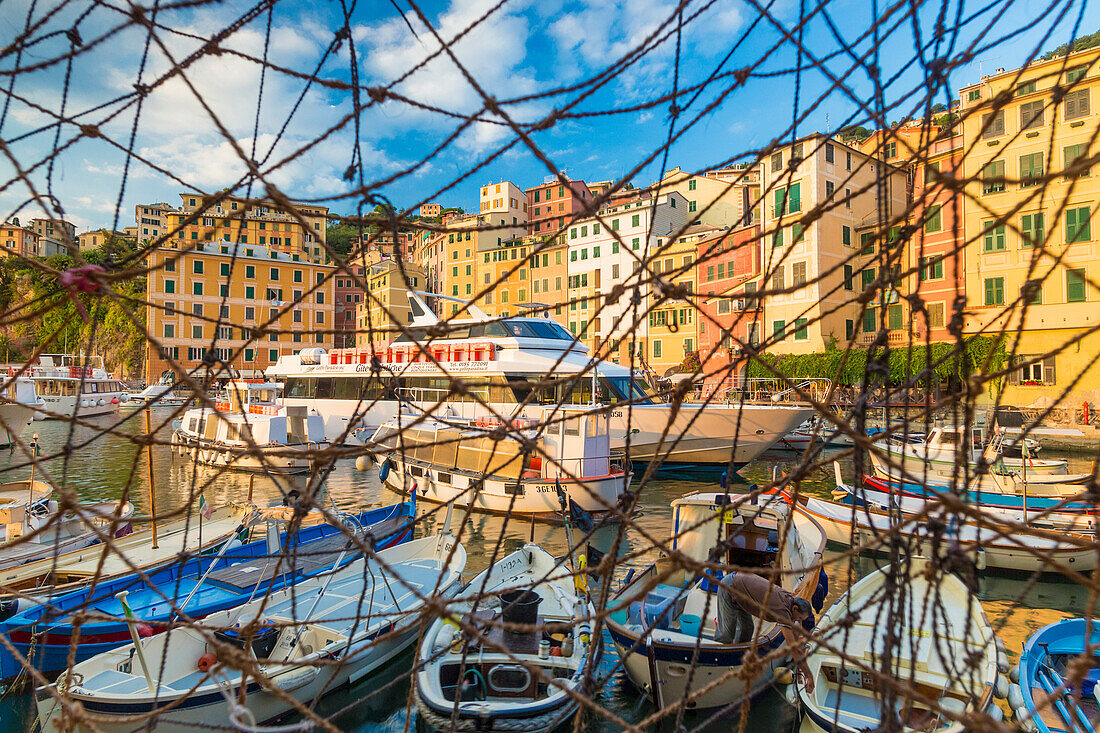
[1019,152,1043,187]
[845,151,852,171]
[245,265,255,278]
[270,267,279,280]
[984,276,1005,306]
[845,319,854,339]
[632,214,640,227]
[688,179,697,191]
[1017,81,1036,96]
[844,188,852,208]
[632,238,640,250]
[982,110,1005,138]
[860,232,874,255]
[669,198,676,208]
[862,308,876,333]
[794,318,808,340]
[792,261,807,286]
[593,246,600,257]
[192,260,203,274]
[924,161,940,185]
[842,226,851,246]
[293,270,303,283]
[967,89,980,102]
[1067,268,1087,302]
[1067,65,1088,84]
[887,304,903,330]
[825,181,834,198]
[1064,89,1090,120]
[652,341,662,359]
[192,282,203,295]
[245,306,254,320]
[245,286,254,299]
[163,324,174,338]
[927,303,944,328]
[611,219,619,231]
[1020,100,1045,130]
[612,264,619,279]
[861,268,875,289]
[924,205,942,233]
[1021,213,1045,247]
[770,152,783,172]
[688,200,697,212]
[793,223,805,242]
[883,141,897,158]
[773,228,784,249]
[922,255,945,281]
[772,320,785,338]
[825,143,834,163]
[269,349,278,362]
[773,265,785,289]
[982,160,1005,194]
[982,221,1006,252]
[844,265,854,290]
[165,280,175,294]
[1064,144,1090,178]
[164,259,176,272]
[707,265,715,281]
[1066,206,1092,243]
[191,324,203,339]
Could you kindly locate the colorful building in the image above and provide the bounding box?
[355,258,427,346]
[525,178,594,236]
[134,204,174,243]
[1,223,39,259]
[959,47,1099,406]
[657,166,760,229]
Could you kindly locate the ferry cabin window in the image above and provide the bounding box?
[601,376,658,405]
[282,376,395,401]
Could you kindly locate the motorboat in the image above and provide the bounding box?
[416,544,596,733]
[371,408,629,520]
[869,450,1092,489]
[124,372,192,408]
[0,494,135,571]
[173,381,327,474]
[1009,618,1100,733]
[0,503,256,603]
[268,293,813,465]
[876,425,1064,478]
[779,416,856,450]
[797,557,1005,733]
[21,354,126,418]
[0,499,415,680]
[795,467,1099,574]
[0,377,43,445]
[605,492,827,710]
[36,532,466,732]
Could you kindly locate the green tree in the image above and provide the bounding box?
[1040,29,1100,60]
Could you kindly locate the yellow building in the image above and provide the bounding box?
[0,223,38,259]
[354,258,427,345]
[960,47,1099,407]
[145,242,336,380]
[170,192,328,263]
[645,225,707,375]
[658,166,760,229]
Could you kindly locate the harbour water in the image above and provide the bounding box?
[0,410,1094,731]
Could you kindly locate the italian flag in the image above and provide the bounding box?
[199,493,213,520]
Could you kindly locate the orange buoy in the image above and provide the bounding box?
[197,653,218,672]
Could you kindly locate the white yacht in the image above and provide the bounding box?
[0,377,43,445]
[22,354,126,419]
[267,295,812,466]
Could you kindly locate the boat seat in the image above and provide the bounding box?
[167,670,216,692]
[821,688,883,726]
[84,669,151,694]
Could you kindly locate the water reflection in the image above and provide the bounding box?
[0,413,1093,731]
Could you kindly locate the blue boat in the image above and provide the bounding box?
[0,498,416,681]
[855,474,1096,517]
[1010,618,1100,733]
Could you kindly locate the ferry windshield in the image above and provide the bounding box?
[602,376,663,405]
[390,319,573,343]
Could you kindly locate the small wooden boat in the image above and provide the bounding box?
[373,409,629,520]
[838,469,1096,532]
[0,499,416,680]
[797,557,1005,733]
[876,425,1066,477]
[0,497,135,571]
[36,532,466,732]
[416,544,596,732]
[1009,618,1100,733]
[173,381,327,474]
[0,504,257,603]
[802,467,1100,574]
[606,492,827,710]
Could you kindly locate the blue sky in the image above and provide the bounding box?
[0,0,1092,231]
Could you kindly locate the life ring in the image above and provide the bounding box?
[378,458,392,483]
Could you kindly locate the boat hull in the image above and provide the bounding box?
[0,402,34,447]
[173,431,324,474]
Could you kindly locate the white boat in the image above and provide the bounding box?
[780,416,855,450]
[0,492,135,571]
[416,544,596,732]
[0,504,256,603]
[797,557,1004,733]
[877,425,1063,477]
[606,492,827,710]
[22,354,126,419]
[124,373,192,408]
[795,471,1100,574]
[0,377,43,445]
[173,381,327,474]
[267,293,813,465]
[372,408,629,520]
[36,532,466,732]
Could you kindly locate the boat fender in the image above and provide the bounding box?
[995,673,1009,699]
[378,458,392,483]
[355,455,373,472]
[274,665,319,692]
[197,653,218,672]
[0,599,17,623]
[774,666,794,685]
[783,681,800,707]
[1008,682,1024,710]
[1010,663,1020,684]
[988,705,1004,722]
[812,570,829,612]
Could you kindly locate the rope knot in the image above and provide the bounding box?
[367,86,387,104]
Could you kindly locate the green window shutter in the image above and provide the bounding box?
[887,304,903,330]
[860,233,874,255]
[924,205,941,233]
[983,222,1006,252]
[772,320,785,337]
[1021,213,1045,247]
[774,187,786,215]
[794,318,808,340]
[844,265,853,290]
[1064,144,1090,178]
[984,277,1004,305]
[788,183,801,212]
[707,266,714,281]
[861,268,875,289]
[842,226,851,246]
[862,308,876,333]
[1066,206,1091,243]
[1067,268,1087,302]
[773,228,784,248]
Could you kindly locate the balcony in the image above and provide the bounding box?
[856,329,924,346]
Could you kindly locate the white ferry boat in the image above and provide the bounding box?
[267,294,813,466]
[23,354,126,419]
[172,381,327,474]
[0,377,43,445]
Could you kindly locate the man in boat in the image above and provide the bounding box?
[714,571,815,693]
